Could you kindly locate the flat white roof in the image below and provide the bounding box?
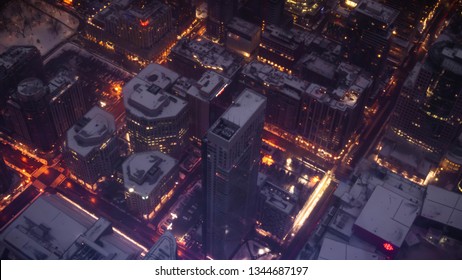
[318,238,380,260]
[122,151,177,197]
[354,185,422,247]
[0,193,142,259]
[135,64,180,90]
[214,88,265,138]
[421,185,462,231]
[66,106,116,157]
[123,77,187,120]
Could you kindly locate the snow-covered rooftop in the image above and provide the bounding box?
[135,64,179,90]
[67,106,116,158]
[0,46,39,70]
[122,151,177,197]
[123,69,187,121]
[144,231,177,260]
[354,185,422,248]
[210,89,266,141]
[261,25,303,50]
[421,185,462,231]
[173,71,231,101]
[171,37,242,78]
[318,238,380,260]
[0,193,142,259]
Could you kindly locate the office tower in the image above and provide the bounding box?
[258,24,305,72]
[63,106,118,189]
[389,39,462,157]
[5,70,86,152]
[262,0,285,26]
[47,70,87,139]
[0,46,43,107]
[87,0,175,63]
[123,151,178,220]
[225,17,261,59]
[285,0,325,30]
[203,88,266,259]
[144,231,177,260]
[123,64,188,157]
[348,0,399,74]
[207,0,238,42]
[6,78,57,151]
[164,0,195,34]
[0,156,13,194]
[172,71,231,143]
[0,193,143,259]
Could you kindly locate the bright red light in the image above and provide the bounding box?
[140,19,149,27]
[383,243,394,251]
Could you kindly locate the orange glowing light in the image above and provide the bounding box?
[66,182,72,188]
[140,19,149,27]
[63,0,73,5]
[90,197,96,204]
[383,243,394,251]
[21,156,28,162]
[262,155,275,166]
[310,176,320,185]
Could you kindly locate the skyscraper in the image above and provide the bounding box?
[123,151,178,220]
[203,88,266,259]
[207,0,238,42]
[5,70,86,152]
[123,64,189,157]
[63,106,119,189]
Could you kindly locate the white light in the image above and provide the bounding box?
[129,188,134,193]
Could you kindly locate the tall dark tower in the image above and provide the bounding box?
[203,88,266,259]
[206,0,238,42]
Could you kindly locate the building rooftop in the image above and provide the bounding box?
[144,231,177,260]
[243,60,370,110]
[261,25,302,51]
[67,106,116,158]
[0,46,39,73]
[354,185,422,248]
[173,71,230,101]
[260,181,296,215]
[210,89,266,142]
[355,0,399,26]
[123,70,187,121]
[16,78,47,100]
[227,17,260,35]
[420,185,462,231]
[123,151,177,197]
[0,193,142,259]
[135,63,180,90]
[171,37,242,78]
[318,238,380,260]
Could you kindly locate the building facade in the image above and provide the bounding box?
[63,106,118,188]
[203,88,266,259]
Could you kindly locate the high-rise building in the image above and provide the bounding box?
[225,17,261,59]
[0,46,43,107]
[262,0,285,26]
[63,106,118,189]
[389,39,462,157]
[123,64,188,157]
[164,0,195,35]
[207,0,238,42]
[348,0,399,74]
[123,151,178,220]
[87,0,175,63]
[0,156,14,194]
[203,88,266,259]
[5,70,86,152]
[172,71,231,142]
